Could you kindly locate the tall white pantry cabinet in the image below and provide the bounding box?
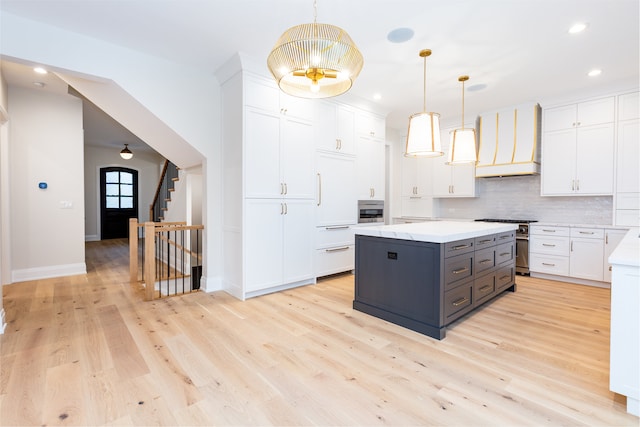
[220,68,316,300]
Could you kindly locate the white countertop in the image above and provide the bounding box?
[353,221,518,243]
[609,227,640,267]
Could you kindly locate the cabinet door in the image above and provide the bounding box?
[336,106,356,155]
[245,108,281,198]
[544,104,576,132]
[575,123,614,195]
[450,164,476,196]
[576,97,615,127]
[541,129,576,195]
[603,229,628,282]
[244,199,283,292]
[570,237,604,281]
[314,101,338,152]
[316,152,357,226]
[356,135,385,200]
[617,119,640,193]
[281,116,315,199]
[432,154,453,197]
[283,199,315,283]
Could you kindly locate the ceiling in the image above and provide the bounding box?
[1,0,638,145]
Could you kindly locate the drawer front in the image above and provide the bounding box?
[495,241,514,265]
[570,227,604,239]
[316,225,355,248]
[530,253,570,276]
[475,247,495,274]
[444,282,473,322]
[444,238,474,258]
[495,265,515,292]
[495,231,516,243]
[474,273,496,305]
[530,235,570,256]
[530,225,570,237]
[475,234,496,250]
[444,253,474,289]
[315,245,354,277]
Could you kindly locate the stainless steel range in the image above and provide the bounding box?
[474,219,538,275]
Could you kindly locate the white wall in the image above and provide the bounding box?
[9,86,86,282]
[1,12,223,290]
[84,145,163,240]
[0,69,8,332]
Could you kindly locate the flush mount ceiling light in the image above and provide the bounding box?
[266,0,364,98]
[405,49,442,157]
[120,144,133,160]
[447,75,477,165]
[568,22,588,34]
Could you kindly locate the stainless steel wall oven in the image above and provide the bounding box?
[358,200,384,223]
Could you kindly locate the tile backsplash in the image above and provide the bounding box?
[434,174,613,224]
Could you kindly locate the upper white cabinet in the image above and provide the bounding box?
[476,102,541,177]
[401,154,432,198]
[432,126,476,198]
[315,101,356,155]
[244,76,314,121]
[541,96,615,196]
[615,91,639,226]
[355,109,386,201]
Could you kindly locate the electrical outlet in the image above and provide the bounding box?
[59,201,73,209]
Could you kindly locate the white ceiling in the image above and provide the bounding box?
[1,0,638,137]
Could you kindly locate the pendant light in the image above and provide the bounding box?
[267,0,364,99]
[120,144,133,160]
[405,49,442,157]
[447,75,477,164]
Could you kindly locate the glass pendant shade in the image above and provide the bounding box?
[267,16,363,98]
[405,49,443,157]
[120,144,133,160]
[405,112,442,156]
[447,75,477,164]
[448,128,477,164]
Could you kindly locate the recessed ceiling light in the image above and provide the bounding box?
[587,69,602,77]
[387,27,414,43]
[33,67,48,74]
[568,22,588,34]
[373,93,382,101]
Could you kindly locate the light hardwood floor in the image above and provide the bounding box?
[0,239,637,426]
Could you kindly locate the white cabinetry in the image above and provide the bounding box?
[569,227,604,281]
[315,101,356,155]
[432,127,476,197]
[356,109,385,200]
[315,152,357,226]
[400,154,433,217]
[220,70,316,299]
[530,225,570,276]
[615,91,639,226]
[603,228,628,282]
[541,97,615,196]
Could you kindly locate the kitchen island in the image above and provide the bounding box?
[353,221,518,339]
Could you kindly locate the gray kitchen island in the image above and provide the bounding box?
[353,221,518,339]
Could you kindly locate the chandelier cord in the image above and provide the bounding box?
[461,79,465,127]
[422,55,426,112]
[313,0,317,24]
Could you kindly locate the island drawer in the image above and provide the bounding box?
[474,273,496,305]
[496,230,516,242]
[444,253,474,289]
[475,235,496,249]
[475,247,495,274]
[495,265,515,292]
[444,282,474,322]
[495,241,514,265]
[444,238,474,257]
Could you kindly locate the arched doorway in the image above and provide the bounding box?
[100,167,138,239]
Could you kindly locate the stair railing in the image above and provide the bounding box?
[150,160,179,222]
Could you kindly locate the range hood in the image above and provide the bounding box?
[475,102,541,177]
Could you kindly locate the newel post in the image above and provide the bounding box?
[129,218,138,284]
[144,222,156,301]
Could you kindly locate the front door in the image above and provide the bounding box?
[100,167,138,239]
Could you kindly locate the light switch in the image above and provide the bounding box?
[59,201,73,209]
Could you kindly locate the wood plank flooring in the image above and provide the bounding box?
[0,238,637,426]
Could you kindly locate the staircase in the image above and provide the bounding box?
[150,160,179,222]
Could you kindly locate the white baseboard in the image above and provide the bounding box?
[85,234,100,242]
[0,308,6,334]
[202,275,223,293]
[12,263,87,283]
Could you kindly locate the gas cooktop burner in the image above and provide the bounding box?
[474,218,538,224]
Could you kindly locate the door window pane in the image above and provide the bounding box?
[106,196,119,208]
[120,172,133,184]
[106,171,120,183]
[121,196,133,208]
[106,183,120,196]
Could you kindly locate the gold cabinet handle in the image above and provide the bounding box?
[452,297,469,307]
[499,274,511,281]
[542,262,555,266]
[317,173,322,206]
[479,259,492,264]
[479,285,491,292]
[499,252,511,257]
[326,246,350,253]
[452,267,469,274]
[325,226,349,230]
[452,244,472,250]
